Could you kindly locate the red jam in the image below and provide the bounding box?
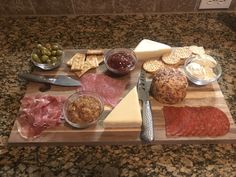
[107,52,136,73]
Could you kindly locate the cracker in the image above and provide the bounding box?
[143,60,165,73]
[165,59,184,69]
[189,46,205,55]
[71,53,86,71]
[96,55,104,64]
[74,61,93,78]
[66,57,74,66]
[174,47,192,59]
[162,51,180,65]
[87,49,104,55]
[86,55,99,68]
[66,53,84,66]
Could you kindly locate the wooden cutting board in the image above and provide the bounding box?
[8,49,143,145]
[8,49,236,145]
[151,81,236,144]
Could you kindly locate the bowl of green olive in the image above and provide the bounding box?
[31,43,64,70]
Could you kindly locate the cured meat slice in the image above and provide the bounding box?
[163,106,230,137]
[78,73,128,107]
[204,107,218,136]
[163,106,181,136]
[17,95,65,139]
[196,109,207,136]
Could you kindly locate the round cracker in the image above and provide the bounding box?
[162,51,180,65]
[174,47,192,59]
[189,46,205,55]
[143,60,165,73]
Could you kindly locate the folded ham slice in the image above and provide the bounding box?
[17,95,65,139]
[78,73,128,107]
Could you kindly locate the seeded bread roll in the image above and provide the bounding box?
[150,68,188,104]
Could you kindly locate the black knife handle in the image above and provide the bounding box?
[141,100,154,142]
[19,73,49,84]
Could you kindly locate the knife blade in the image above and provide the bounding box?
[137,69,154,142]
[19,73,81,87]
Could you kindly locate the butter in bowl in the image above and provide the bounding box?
[183,54,222,85]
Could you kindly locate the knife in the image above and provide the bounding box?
[137,69,154,142]
[19,73,81,87]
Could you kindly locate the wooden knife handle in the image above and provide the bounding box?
[141,100,154,142]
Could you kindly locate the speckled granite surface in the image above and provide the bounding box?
[0,12,236,177]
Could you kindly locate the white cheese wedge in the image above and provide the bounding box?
[134,39,172,60]
[103,86,142,128]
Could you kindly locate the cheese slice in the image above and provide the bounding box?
[103,86,142,128]
[134,39,172,60]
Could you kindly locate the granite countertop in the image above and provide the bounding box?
[0,12,235,177]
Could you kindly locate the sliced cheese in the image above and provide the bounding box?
[103,86,142,128]
[134,39,171,60]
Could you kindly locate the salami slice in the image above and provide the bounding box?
[163,106,183,136]
[163,106,230,137]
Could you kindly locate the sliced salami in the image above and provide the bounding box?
[163,106,230,137]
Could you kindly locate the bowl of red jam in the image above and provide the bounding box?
[104,48,137,75]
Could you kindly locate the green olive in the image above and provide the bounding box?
[51,56,58,62]
[32,54,41,63]
[34,49,41,56]
[45,43,52,50]
[51,50,57,56]
[41,47,48,55]
[37,44,42,49]
[46,59,52,64]
[41,55,49,63]
[46,50,51,56]
[56,50,63,56]
[52,44,59,50]
[32,53,39,60]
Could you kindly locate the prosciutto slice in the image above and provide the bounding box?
[163,106,230,137]
[78,73,128,107]
[17,95,65,139]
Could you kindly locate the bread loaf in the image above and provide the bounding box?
[150,68,188,104]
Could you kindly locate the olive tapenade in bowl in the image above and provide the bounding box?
[31,43,64,70]
[63,91,104,129]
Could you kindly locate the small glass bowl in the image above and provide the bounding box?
[63,91,104,129]
[31,44,63,70]
[104,48,137,75]
[183,57,222,86]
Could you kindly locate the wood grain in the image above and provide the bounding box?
[8,49,236,145]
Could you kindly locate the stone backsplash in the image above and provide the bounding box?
[0,0,235,16]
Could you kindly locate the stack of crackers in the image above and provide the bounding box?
[67,50,104,78]
[142,46,207,73]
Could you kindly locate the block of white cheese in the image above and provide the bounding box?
[103,86,142,128]
[134,39,172,60]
